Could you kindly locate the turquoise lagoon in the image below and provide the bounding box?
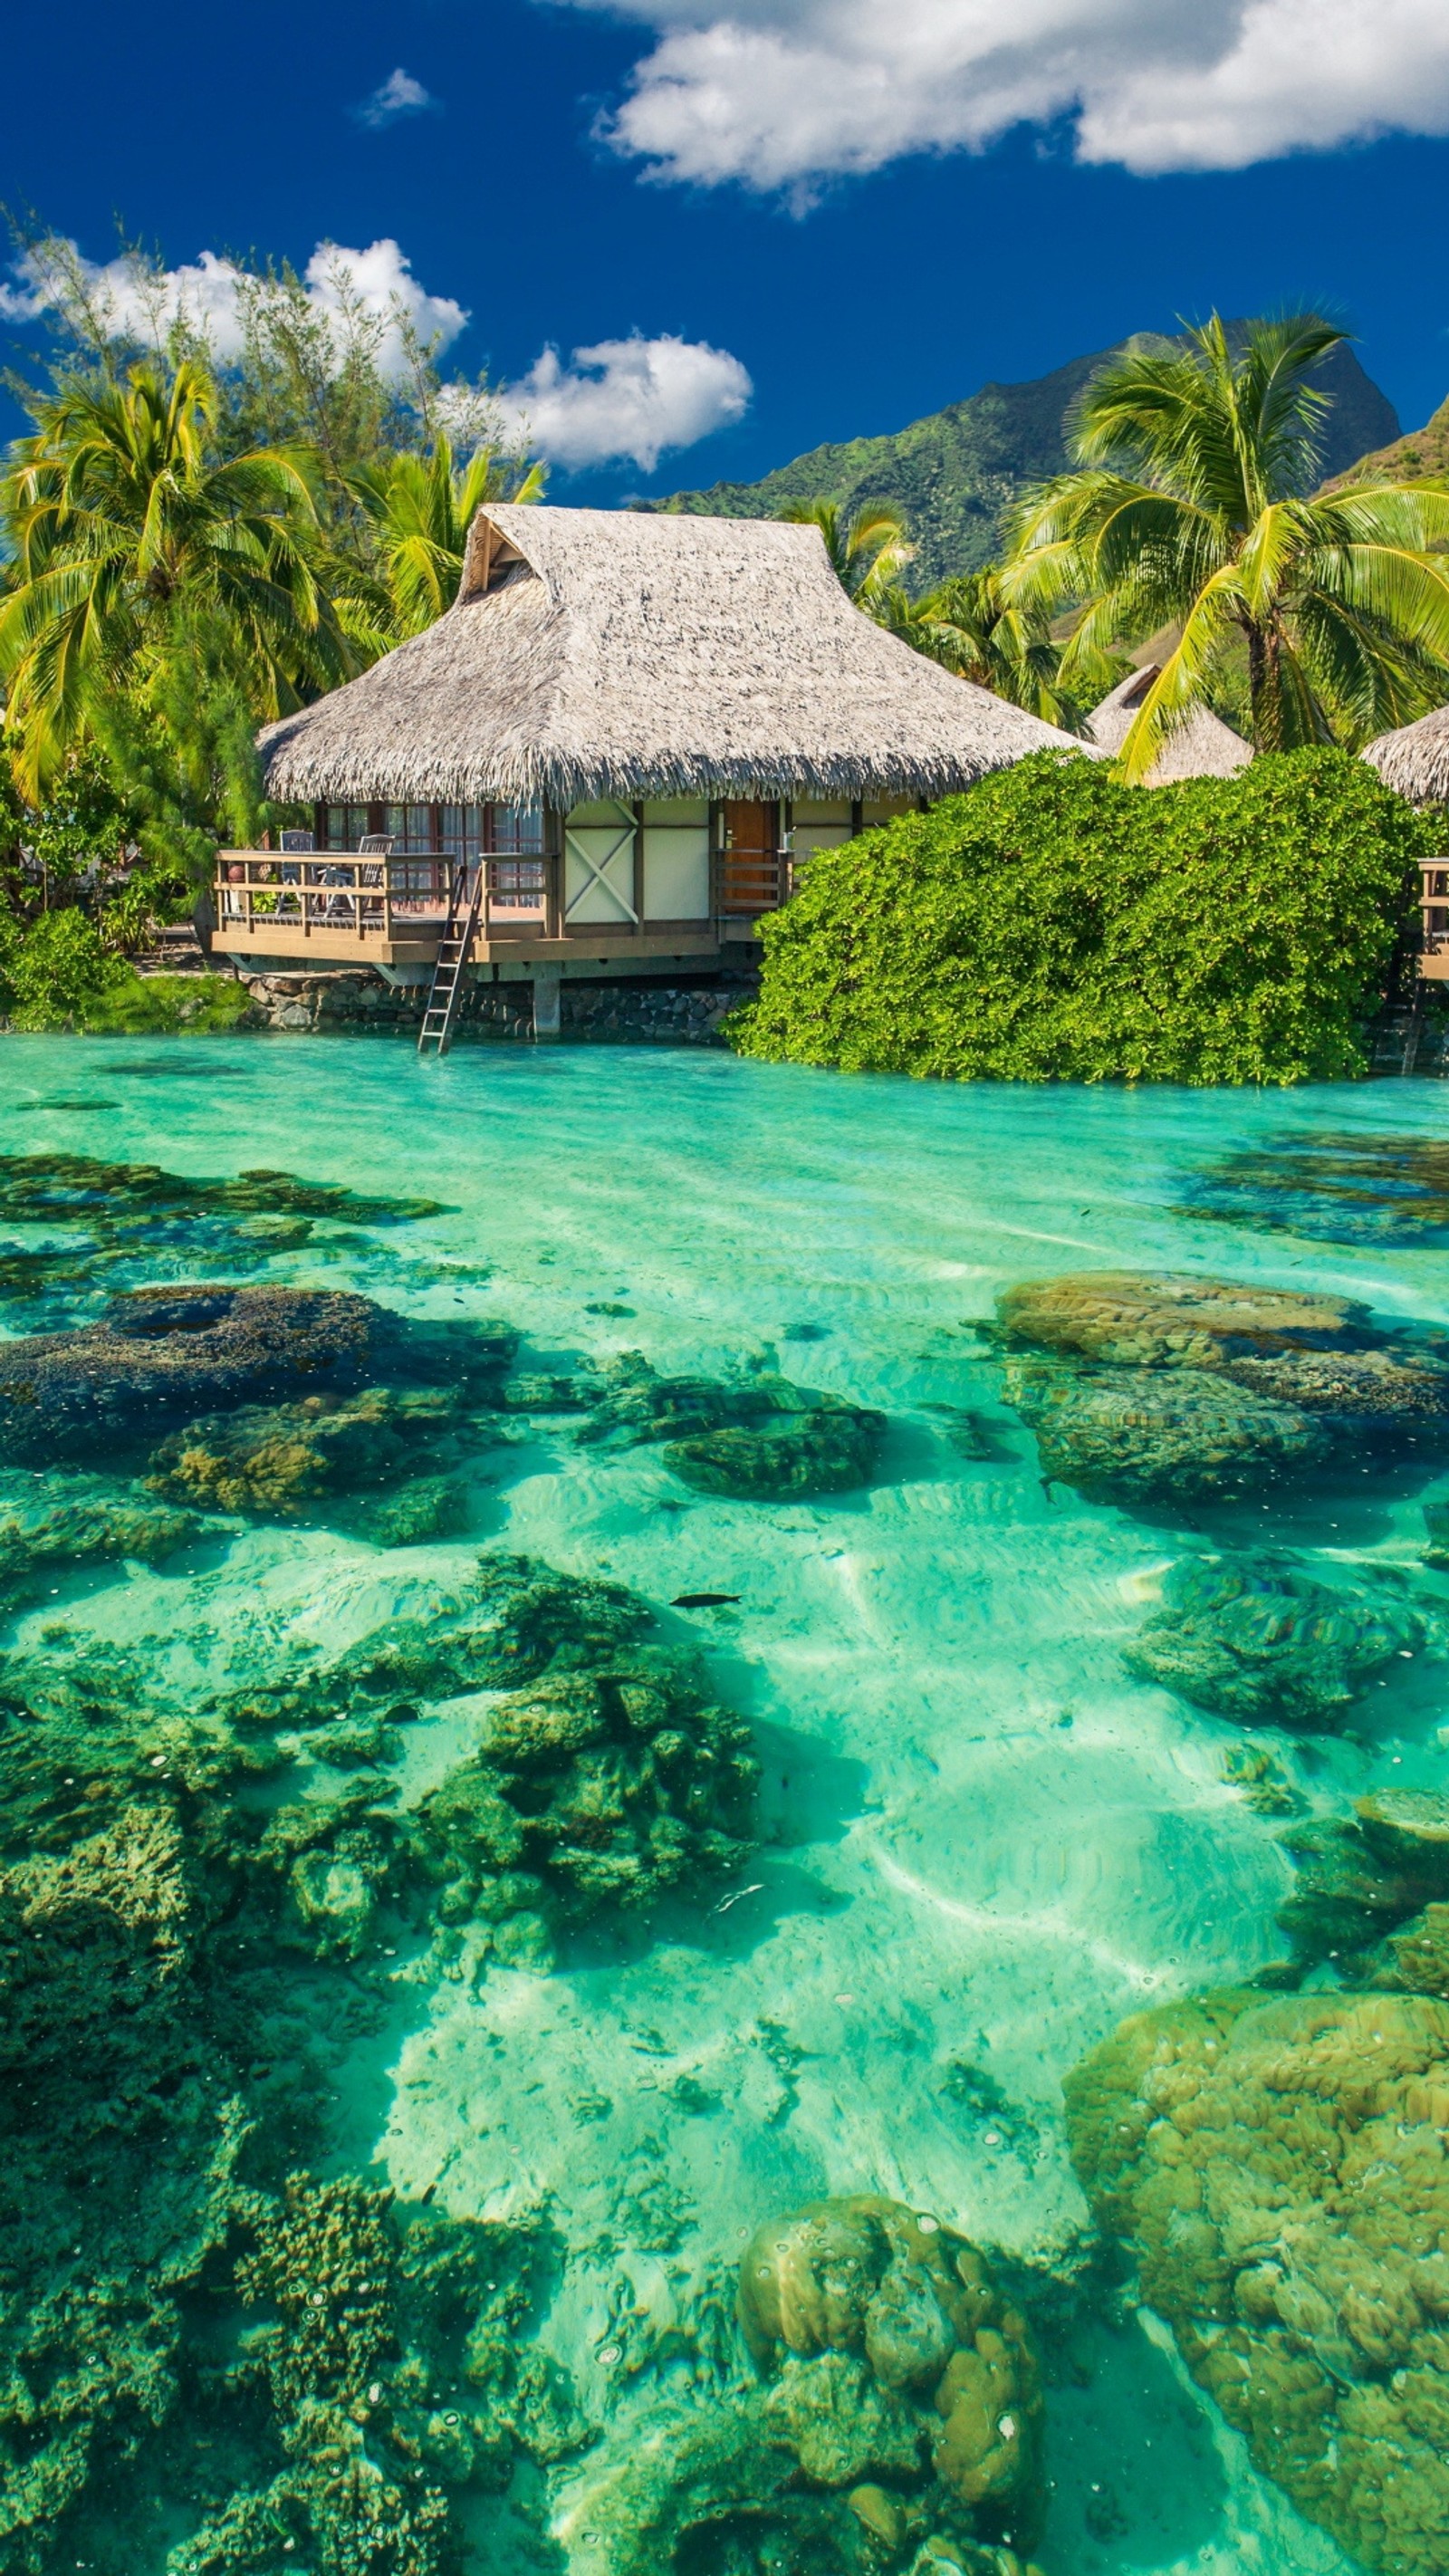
[6,1036,1449,2576]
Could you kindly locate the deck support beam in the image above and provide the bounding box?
[532,966,561,1040]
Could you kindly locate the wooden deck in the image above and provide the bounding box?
[214,846,779,969]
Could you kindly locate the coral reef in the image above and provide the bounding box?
[1124,1549,1425,1728]
[1064,1987,1449,2576]
[1278,1789,1449,1977]
[0,1548,606,2571]
[738,2196,1042,2549]
[0,1472,203,1607]
[579,1355,888,1499]
[995,1271,1449,1505]
[416,1635,759,1936]
[169,2177,585,2576]
[146,1388,478,1540]
[0,1282,516,1479]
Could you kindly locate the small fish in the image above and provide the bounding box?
[712,1883,764,1915]
[671,1591,741,1609]
[417,2181,438,2205]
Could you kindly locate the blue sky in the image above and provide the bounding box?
[5,0,1449,498]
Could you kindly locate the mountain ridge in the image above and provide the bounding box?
[648,333,1400,593]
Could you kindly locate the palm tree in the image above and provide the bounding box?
[340,435,545,652]
[1004,314,1449,779]
[0,360,341,793]
[775,496,912,612]
[893,565,1086,728]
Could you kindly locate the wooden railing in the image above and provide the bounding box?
[215,851,560,946]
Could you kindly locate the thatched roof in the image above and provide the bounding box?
[1363,704,1449,804]
[1087,666,1254,783]
[259,505,1084,808]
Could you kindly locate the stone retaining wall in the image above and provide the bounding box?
[238,967,759,1045]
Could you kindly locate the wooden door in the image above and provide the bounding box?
[720,802,781,917]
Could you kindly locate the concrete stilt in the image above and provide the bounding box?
[532,966,561,1040]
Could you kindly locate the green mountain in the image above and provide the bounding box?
[651,334,1400,595]
[1326,391,1449,487]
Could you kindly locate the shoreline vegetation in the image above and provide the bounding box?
[727,748,1436,1088]
[2,274,1449,1073]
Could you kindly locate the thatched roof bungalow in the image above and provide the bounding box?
[1363,704,1449,806]
[1087,666,1253,783]
[218,507,1085,997]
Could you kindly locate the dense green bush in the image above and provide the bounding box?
[0,908,252,1034]
[731,749,1431,1085]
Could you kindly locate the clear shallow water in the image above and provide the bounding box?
[8,1036,1449,2576]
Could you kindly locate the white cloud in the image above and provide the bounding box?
[2,236,466,376]
[561,0,1449,193]
[495,332,752,469]
[355,68,437,129]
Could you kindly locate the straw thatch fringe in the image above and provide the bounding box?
[1363,705,1449,805]
[1086,667,1254,784]
[259,505,1086,807]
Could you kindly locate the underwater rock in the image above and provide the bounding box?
[1277,1789,1449,1975]
[1424,1501,1449,1570]
[580,1353,888,1499]
[1124,1550,1425,1727]
[0,1149,446,1229]
[996,1272,1364,1371]
[1186,1132,1449,1249]
[738,2195,1042,2542]
[417,1639,759,1931]
[1001,1355,1325,1504]
[1064,1987,1449,2576]
[0,1283,516,1468]
[0,1150,452,1331]
[0,1475,204,1607]
[995,1269,1449,1505]
[667,1405,886,1500]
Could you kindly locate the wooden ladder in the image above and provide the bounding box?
[417,867,484,1058]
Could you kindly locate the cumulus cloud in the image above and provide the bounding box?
[494,332,752,469]
[563,0,1449,193]
[354,68,437,129]
[1,236,466,376]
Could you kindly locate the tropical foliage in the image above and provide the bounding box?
[0,360,341,793]
[0,225,546,1017]
[1006,315,1449,778]
[730,749,1430,1087]
[775,495,912,610]
[340,434,545,652]
[880,565,1091,727]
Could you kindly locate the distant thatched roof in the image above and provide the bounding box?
[1362,704,1449,804]
[259,505,1084,808]
[1087,666,1254,783]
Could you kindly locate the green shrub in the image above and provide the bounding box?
[731,748,1430,1086]
[0,908,252,1034]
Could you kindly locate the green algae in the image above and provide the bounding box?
[1064,1987,1449,2576]
[1124,1550,1426,1730]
